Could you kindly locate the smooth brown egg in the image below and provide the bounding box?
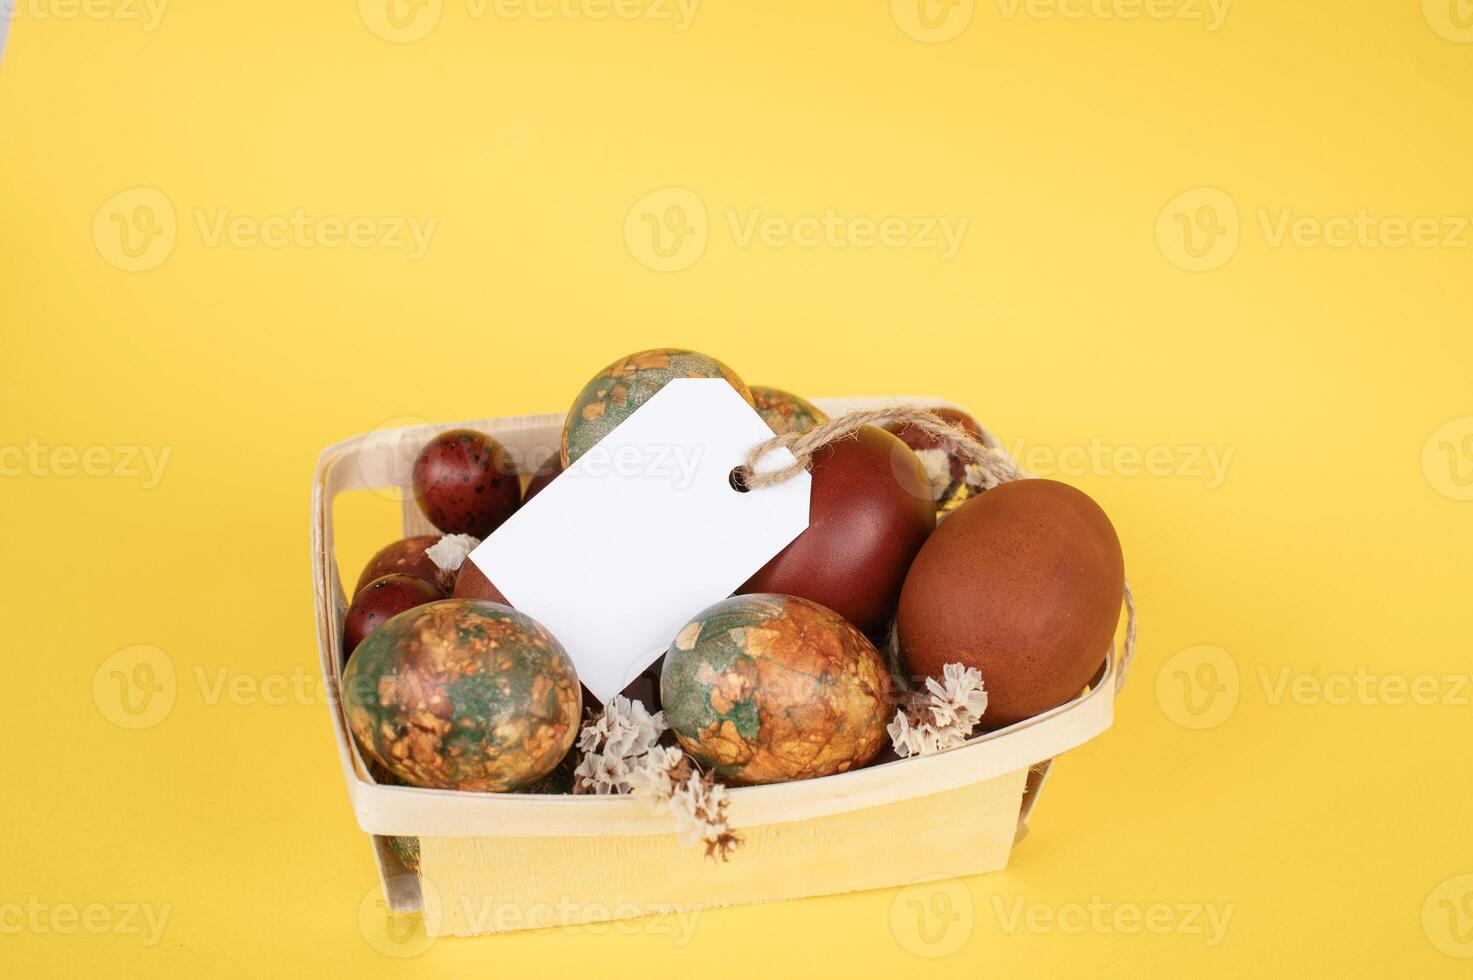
[452,559,511,605]
[897,479,1125,727]
[523,460,562,503]
[738,425,935,636]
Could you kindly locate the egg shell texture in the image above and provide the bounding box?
[661,594,893,785]
[412,429,521,538]
[739,425,936,636]
[560,348,752,466]
[353,535,445,597]
[343,573,445,660]
[749,385,829,435]
[897,479,1124,727]
[342,599,580,792]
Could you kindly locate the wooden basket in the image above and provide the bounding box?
[311,398,1122,937]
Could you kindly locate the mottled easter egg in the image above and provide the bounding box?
[884,407,990,512]
[749,385,829,435]
[354,535,445,597]
[561,349,753,466]
[412,430,522,538]
[385,835,421,873]
[739,425,935,636]
[661,594,893,785]
[898,480,1125,727]
[342,599,581,791]
[343,574,444,660]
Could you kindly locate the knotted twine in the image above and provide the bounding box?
[737,406,1138,693]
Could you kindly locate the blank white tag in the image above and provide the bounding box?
[468,379,812,705]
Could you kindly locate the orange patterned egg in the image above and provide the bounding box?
[661,594,893,785]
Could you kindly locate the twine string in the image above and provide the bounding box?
[739,405,1138,693]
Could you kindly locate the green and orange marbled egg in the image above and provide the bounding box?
[342,599,581,792]
[661,594,893,786]
[749,385,829,436]
[561,348,753,466]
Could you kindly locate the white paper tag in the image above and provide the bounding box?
[468,379,812,705]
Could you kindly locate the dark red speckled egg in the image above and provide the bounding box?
[412,429,521,538]
[343,573,445,660]
[353,535,445,597]
[898,479,1125,727]
[738,425,935,636]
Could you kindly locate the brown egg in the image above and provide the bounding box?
[412,429,522,538]
[353,535,444,597]
[452,560,511,605]
[897,479,1125,727]
[523,460,562,503]
[343,573,445,660]
[738,425,935,636]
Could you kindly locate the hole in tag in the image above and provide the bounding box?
[728,467,751,493]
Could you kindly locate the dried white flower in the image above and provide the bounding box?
[574,700,741,860]
[913,448,953,502]
[888,663,988,758]
[573,695,667,795]
[425,534,481,575]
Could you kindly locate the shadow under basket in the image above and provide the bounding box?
[312,397,1122,937]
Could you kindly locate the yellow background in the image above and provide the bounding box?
[3,0,1471,975]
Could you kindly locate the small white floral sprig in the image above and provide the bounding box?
[573,696,741,860]
[426,533,480,577]
[887,663,989,757]
[573,695,667,795]
[629,746,740,861]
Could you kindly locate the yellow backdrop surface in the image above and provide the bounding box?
[2,1,1471,975]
